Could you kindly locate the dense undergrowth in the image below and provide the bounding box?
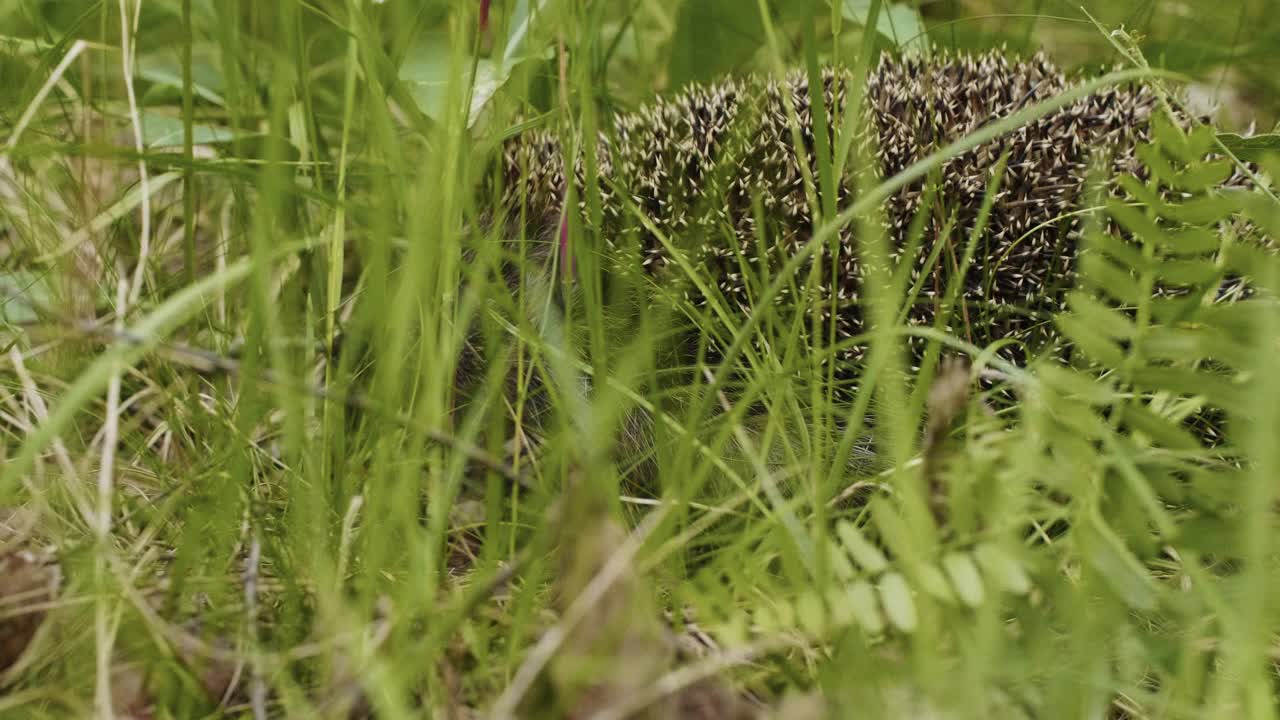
[2,1,1280,718]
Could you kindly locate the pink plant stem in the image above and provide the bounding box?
[559,206,576,280]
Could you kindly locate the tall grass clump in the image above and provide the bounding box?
[0,1,1279,718]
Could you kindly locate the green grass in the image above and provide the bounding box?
[1,1,1280,718]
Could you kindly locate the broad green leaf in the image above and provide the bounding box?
[846,581,884,635]
[826,586,856,628]
[774,600,796,629]
[1107,202,1167,251]
[1089,228,1159,275]
[1135,143,1179,184]
[1129,368,1246,413]
[1184,124,1221,160]
[1160,259,1223,287]
[1055,313,1126,368]
[942,552,985,608]
[141,112,240,149]
[1152,114,1216,163]
[1077,253,1143,305]
[400,39,506,125]
[915,563,956,604]
[1117,174,1164,209]
[502,0,560,71]
[878,572,917,632]
[1083,514,1157,611]
[1149,113,1190,159]
[1120,401,1202,452]
[1036,364,1116,406]
[1199,300,1280,339]
[1150,293,1216,327]
[755,604,780,633]
[1139,327,1211,363]
[1173,515,1240,556]
[1223,245,1279,285]
[1138,132,1231,192]
[1242,190,1280,240]
[719,613,749,648]
[1156,227,1221,256]
[974,543,1031,596]
[667,0,765,89]
[836,520,888,575]
[0,0,21,28]
[796,591,828,636]
[137,50,227,106]
[0,271,54,325]
[1101,432,1177,539]
[1054,400,1108,441]
[1161,195,1237,225]
[1171,159,1234,193]
[1217,132,1280,163]
[1066,290,1135,340]
[402,2,558,127]
[835,0,929,53]
[826,538,857,580]
[1146,467,1188,506]
[1186,468,1246,512]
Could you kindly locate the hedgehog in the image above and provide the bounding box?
[473,48,1278,472]
[497,50,1175,374]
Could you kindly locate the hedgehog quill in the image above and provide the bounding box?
[497,50,1164,373]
